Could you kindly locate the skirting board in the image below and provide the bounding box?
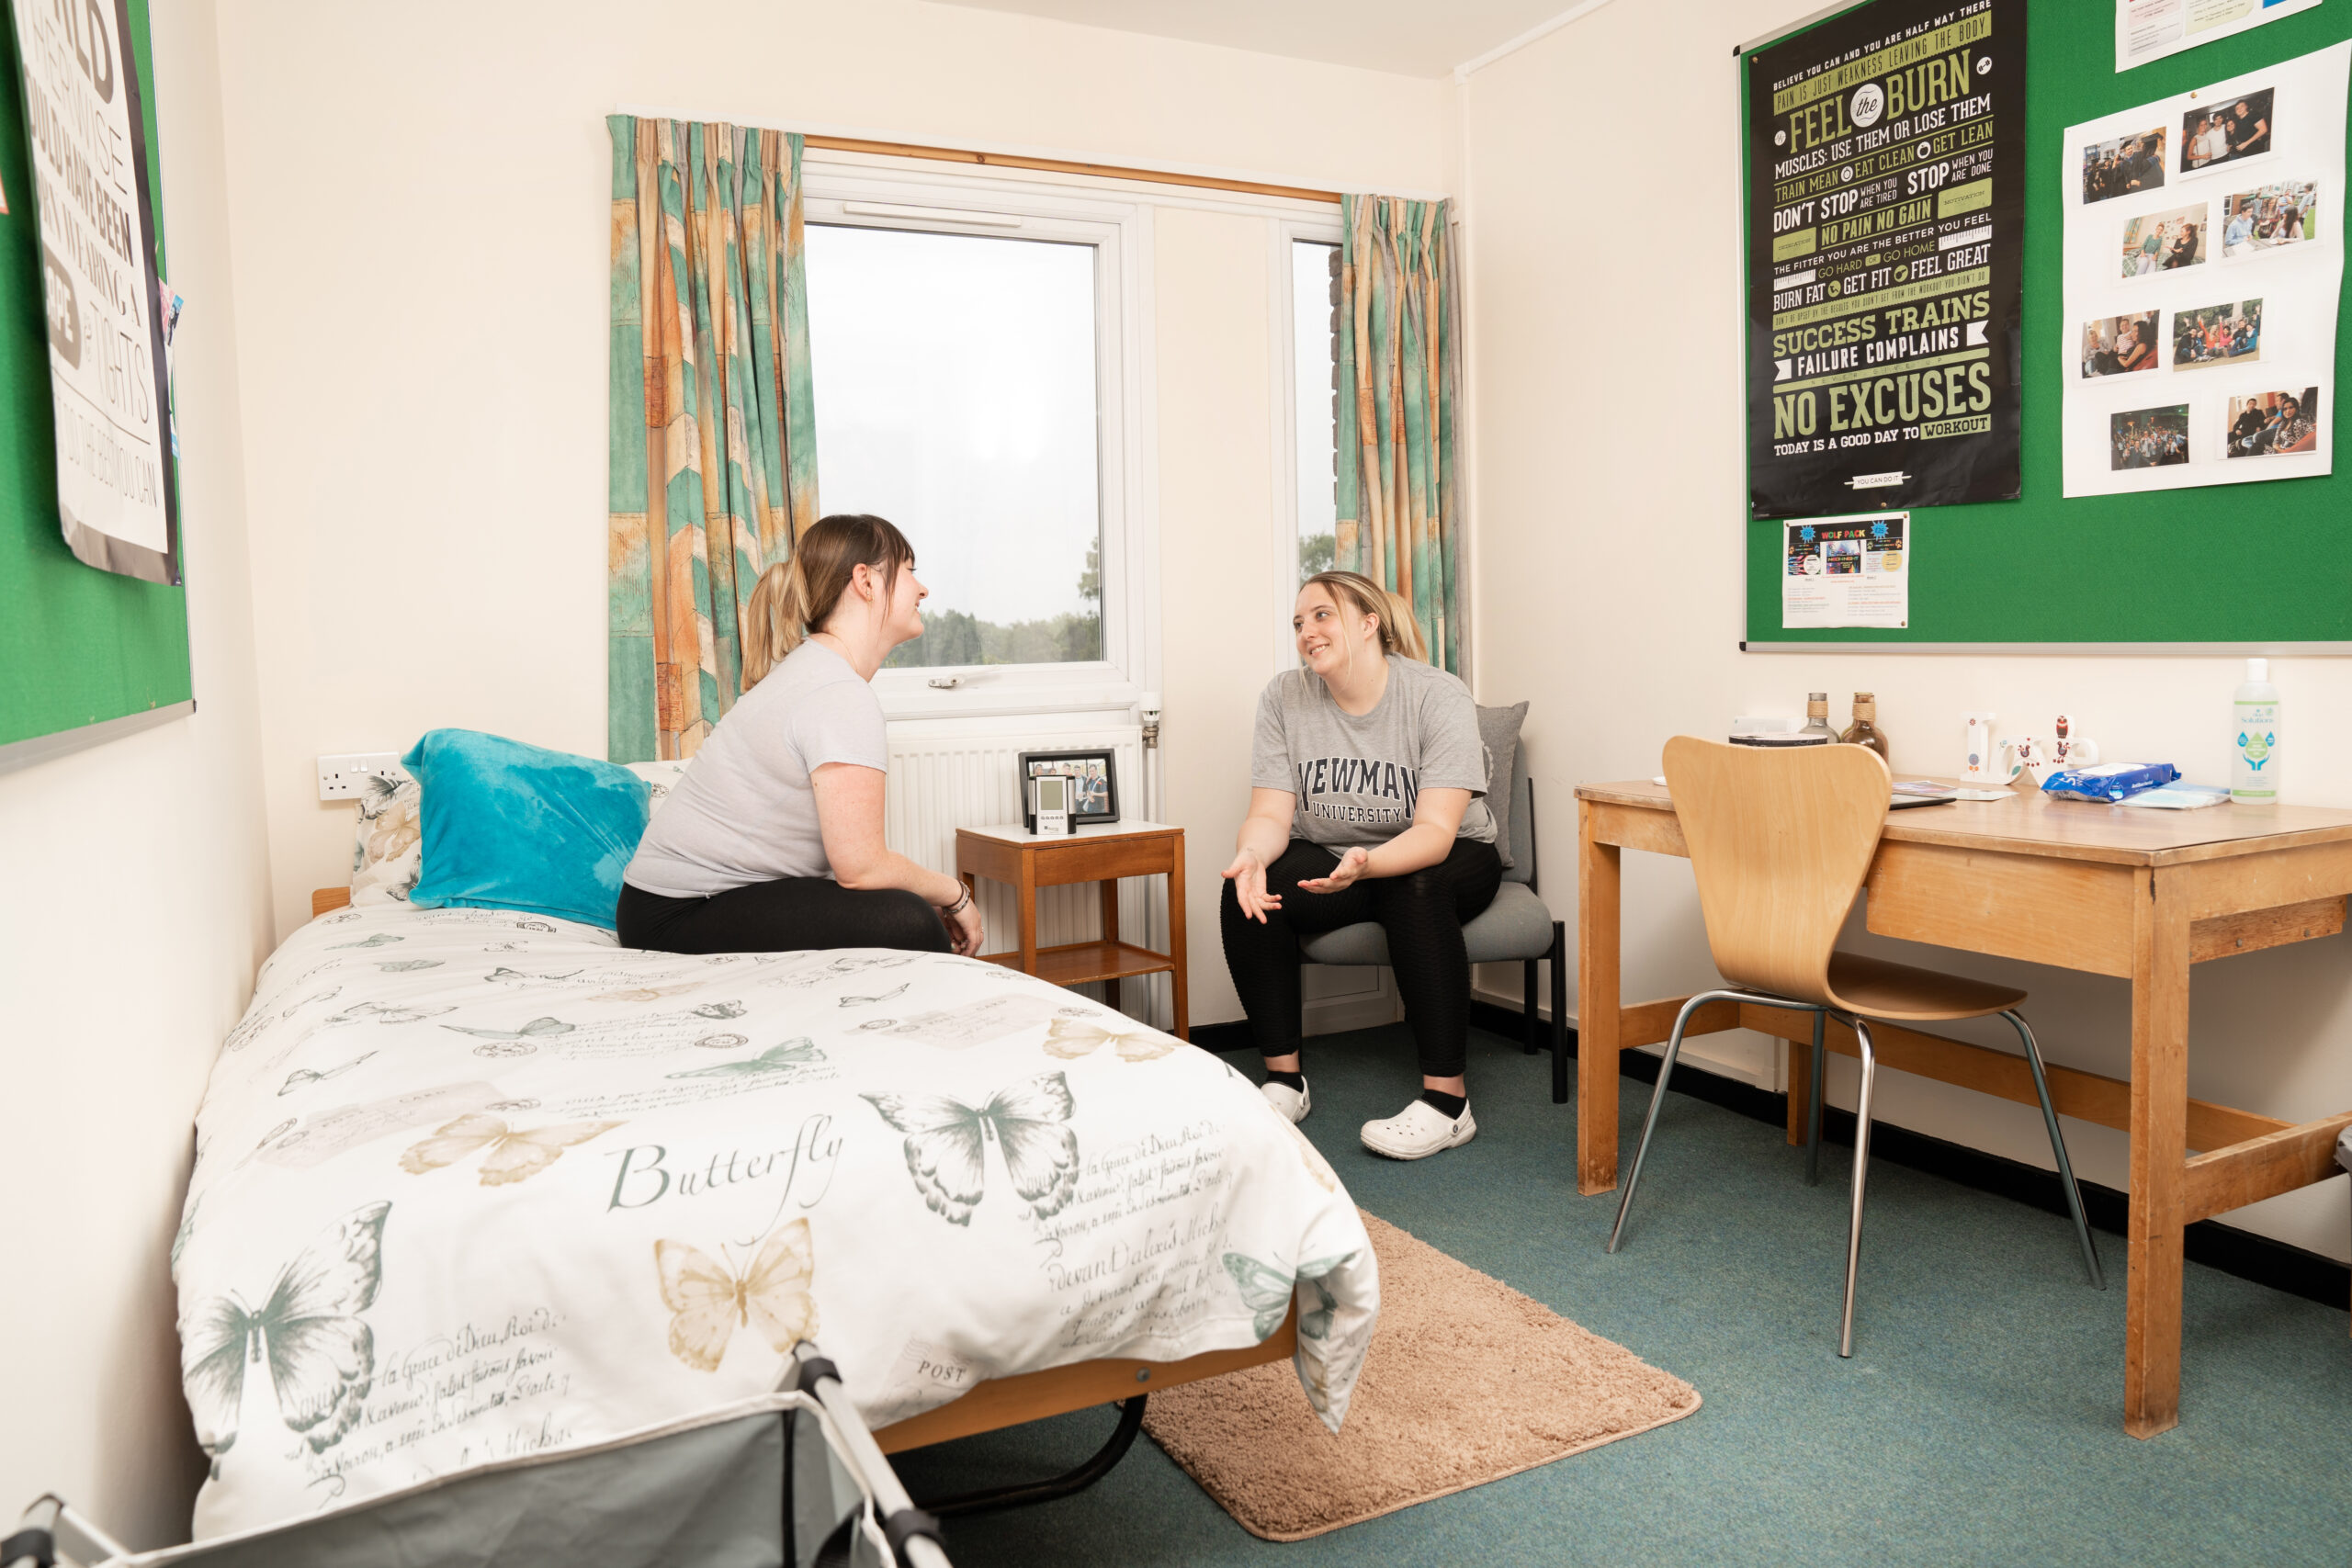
[0,699,195,778]
[1197,998,2352,1311]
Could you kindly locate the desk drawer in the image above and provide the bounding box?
[1865,844,2137,977]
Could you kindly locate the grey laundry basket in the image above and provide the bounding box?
[8,1351,947,1568]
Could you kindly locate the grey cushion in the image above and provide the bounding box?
[1297,880,1555,966]
[1476,702,1529,869]
[2338,1125,2352,1176]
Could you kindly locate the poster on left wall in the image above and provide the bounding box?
[9,0,179,583]
[1744,0,2026,521]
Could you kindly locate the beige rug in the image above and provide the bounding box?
[1142,1213,1701,1541]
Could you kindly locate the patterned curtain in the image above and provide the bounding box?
[1335,195,1464,674]
[606,118,819,761]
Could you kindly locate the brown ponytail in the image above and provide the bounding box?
[740,513,916,688]
[1302,570,1429,663]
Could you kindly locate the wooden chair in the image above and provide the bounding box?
[1605,737,2105,1356]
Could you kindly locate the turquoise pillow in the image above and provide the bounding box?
[402,729,650,930]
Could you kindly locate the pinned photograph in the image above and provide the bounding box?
[2110,406,2189,470]
[2079,311,2162,377]
[2222,181,2318,255]
[2120,205,2207,276]
[2172,299,2262,367]
[2225,388,2320,457]
[2083,128,2167,204]
[2181,90,2273,175]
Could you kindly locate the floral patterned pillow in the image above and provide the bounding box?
[349,773,424,906]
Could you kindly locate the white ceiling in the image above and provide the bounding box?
[927,0,1577,79]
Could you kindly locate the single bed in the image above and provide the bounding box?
[169,893,1374,1542]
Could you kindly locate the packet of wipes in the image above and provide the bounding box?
[2120,784,2231,809]
[2041,762,2181,803]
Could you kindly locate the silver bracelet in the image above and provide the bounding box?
[944,886,973,917]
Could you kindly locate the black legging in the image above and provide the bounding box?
[617,878,950,955]
[1220,837,1502,1079]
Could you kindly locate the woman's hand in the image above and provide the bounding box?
[1295,846,1370,894]
[941,890,985,957]
[1223,847,1281,922]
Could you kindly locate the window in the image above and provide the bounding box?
[1293,240,1340,585]
[807,223,1103,670]
[797,164,1149,718]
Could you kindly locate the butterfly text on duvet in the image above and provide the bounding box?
[604,1111,842,1232]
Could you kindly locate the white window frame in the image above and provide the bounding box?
[1267,218,1345,675]
[800,155,1158,723]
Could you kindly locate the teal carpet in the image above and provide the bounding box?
[890,1021,2352,1566]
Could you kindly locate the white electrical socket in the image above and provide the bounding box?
[318,752,411,801]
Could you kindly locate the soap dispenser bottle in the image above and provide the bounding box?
[2232,659,2281,804]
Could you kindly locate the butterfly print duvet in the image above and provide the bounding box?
[177,906,1377,1540]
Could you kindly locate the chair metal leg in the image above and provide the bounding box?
[1804,1009,1826,1187]
[1838,1017,1879,1358]
[1999,1010,2107,1292]
[1522,958,1541,1055]
[1549,924,1569,1105]
[1607,989,1749,1253]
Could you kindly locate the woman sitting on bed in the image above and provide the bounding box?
[1220,570,1499,1162]
[618,513,984,958]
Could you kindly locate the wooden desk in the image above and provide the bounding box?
[1575,777,2352,1438]
[956,822,1188,1039]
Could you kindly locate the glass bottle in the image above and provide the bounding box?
[1801,692,1838,742]
[1841,692,1890,762]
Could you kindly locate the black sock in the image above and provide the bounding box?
[1418,1088,1466,1118]
[1264,1068,1306,1091]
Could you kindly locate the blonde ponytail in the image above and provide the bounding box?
[1302,570,1429,663]
[738,513,917,690]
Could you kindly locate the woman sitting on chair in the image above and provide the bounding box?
[618,513,984,958]
[1221,570,1500,1160]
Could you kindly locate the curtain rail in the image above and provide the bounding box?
[801,135,1342,205]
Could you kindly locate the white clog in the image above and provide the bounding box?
[1261,1077,1311,1123]
[1360,1098,1476,1159]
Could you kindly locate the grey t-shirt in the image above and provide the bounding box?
[623,641,888,897]
[1250,655,1497,848]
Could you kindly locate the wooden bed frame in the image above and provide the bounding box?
[309,885,1297,1450]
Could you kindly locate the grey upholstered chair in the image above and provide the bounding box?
[1295,745,1570,1099]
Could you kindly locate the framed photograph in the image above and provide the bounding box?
[1018,749,1119,830]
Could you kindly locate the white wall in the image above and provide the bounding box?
[206,0,1450,997]
[1154,207,1275,1025]
[1463,0,2352,1260]
[0,0,272,1542]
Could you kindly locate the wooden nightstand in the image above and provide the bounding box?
[956,821,1187,1039]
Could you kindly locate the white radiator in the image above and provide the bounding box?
[883,716,1166,1027]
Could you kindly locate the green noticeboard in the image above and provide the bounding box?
[1744,0,2352,649]
[0,0,192,764]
